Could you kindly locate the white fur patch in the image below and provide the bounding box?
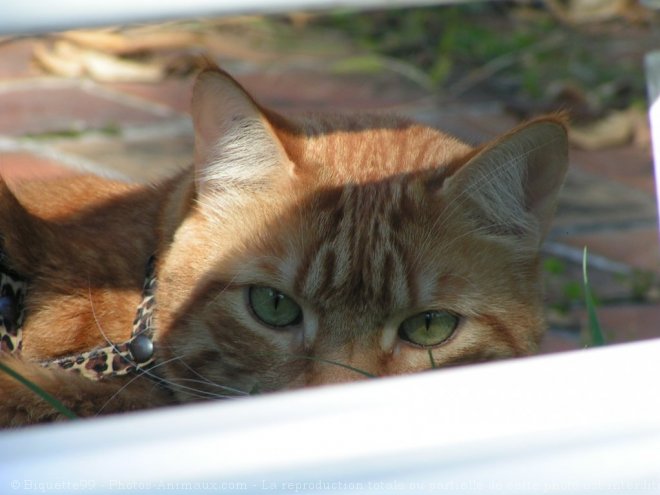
[196,117,289,219]
[202,118,281,185]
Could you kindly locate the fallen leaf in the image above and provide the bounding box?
[569,108,644,150]
[34,41,165,82]
[60,29,201,55]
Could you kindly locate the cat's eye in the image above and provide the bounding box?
[398,310,459,348]
[248,286,302,328]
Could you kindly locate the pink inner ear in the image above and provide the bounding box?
[518,122,569,238]
[191,70,261,167]
[189,70,292,199]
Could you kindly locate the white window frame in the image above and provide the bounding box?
[1,2,659,493]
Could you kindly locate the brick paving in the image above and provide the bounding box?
[0,82,177,136]
[0,21,658,356]
[0,151,76,181]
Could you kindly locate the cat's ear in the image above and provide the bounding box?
[191,69,292,197]
[444,118,568,245]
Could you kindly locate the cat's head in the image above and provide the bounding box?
[154,68,568,399]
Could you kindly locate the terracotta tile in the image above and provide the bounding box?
[542,305,660,355]
[552,167,658,233]
[0,86,170,137]
[577,305,660,344]
[237,71,428,112]
[431,107,518,144]
[111,71,427,115]
[0,152,78,181]
[571,146,656,197]
[108,79,195,114]
[0,39,42,79]
[539,330,581,354]
[564,227,660,273]
[55,134,193,183]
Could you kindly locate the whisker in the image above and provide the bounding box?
[131,352,242,400]
[95,354,182,416]
[436,224,511,255]
[416,163,509,262]
[95,354,221,416]
[169,355,249,396]
[208,273,238,305]
[87,282,119,350]
[164,377,247,398]
[87,282,230,402]
[414,137,563,266]
[287,353,376,378]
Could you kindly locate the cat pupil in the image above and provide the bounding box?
[397,310,459,348]
[248,286,302,327]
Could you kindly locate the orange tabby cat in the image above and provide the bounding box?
[0,67,568,426]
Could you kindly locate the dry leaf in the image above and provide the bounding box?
[569,108,645,150]
[33,42,84,78]
[60,29,200,55]
[544,0,652,24]
[34,41,165,83]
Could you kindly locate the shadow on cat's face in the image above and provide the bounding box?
[153,68,569,401]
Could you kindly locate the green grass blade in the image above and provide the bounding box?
[248,382,262,395]
[583,247,605,347]
[428,349,437,369]
[0,361,78,420]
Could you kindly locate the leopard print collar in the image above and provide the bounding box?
[0,255,158,381]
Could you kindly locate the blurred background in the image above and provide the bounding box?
[0,0,658,353]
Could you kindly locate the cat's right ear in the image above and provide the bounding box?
[442,117,569,247]
[191,69,293,198]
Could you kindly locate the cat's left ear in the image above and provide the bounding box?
[444,118,569,245]
[191,69,293,197]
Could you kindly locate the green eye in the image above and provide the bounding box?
[248,286,302,328]
[398,311,459,347]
